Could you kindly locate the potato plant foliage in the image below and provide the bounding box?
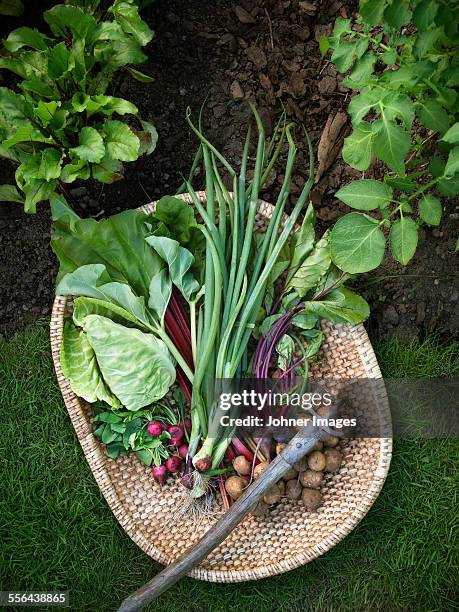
[0,0,157,213]
[322,0,459,271]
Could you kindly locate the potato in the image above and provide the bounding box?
[282,467,299,481]
[322,434,339,448]
[293,457,309,472]
[225,475,247,500]
[253,461,269,480]
[300,469,323,489]
[311,440,324,452]
[324,448,342,473]
[232,455,251,476]
[285,479,302,500]
[276,480,285,496]
[251,501,269,517]
[263,485,281,505]
[308,450,326,472]
[302,488,322,511]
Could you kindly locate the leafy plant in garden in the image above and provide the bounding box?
[0,0,156,212]
[322,0,459,271]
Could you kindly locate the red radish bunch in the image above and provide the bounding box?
[147,421,164,437]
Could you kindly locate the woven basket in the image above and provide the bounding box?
[50,192,392,582]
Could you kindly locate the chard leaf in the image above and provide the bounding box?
[303,287,370,324]
[389,216,418,265]
[153,196,198,244]
[57,263,152,328]
[86,95,138,117]
[51,204,163,298]
[103,120,140,161]
[2,125,54,149]
[109,1,154,46]
[44,4,97,40]
[287,234,331,297]
[61,160,90,183]
[418,195,442,226]
[342,122,374,171]
[92,155,124,183]
[4,27,50,52]
[71,126,105,163]
[148,269,172,322]
[146,236,200,301]
[22,178,57,213]
[60,320,121,408]
[48,41,75,79]
[330,213,386,273]
[0,87,34,134]
[81,315,175,410]
[37,148,63,180]
[336,179,393,210]
[0,184,24,203]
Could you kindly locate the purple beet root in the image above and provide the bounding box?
[152,464,167,485]
[165,455,182,474]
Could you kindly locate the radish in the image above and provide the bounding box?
[168,424,184,446]
[165,456,182,474]
[151,464,167,485]
[147,421,163,437]
[178,443,189,460]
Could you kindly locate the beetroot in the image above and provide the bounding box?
[168,424,184,446]
[165,456,182,474]
[152,464,167,485]
[178,444,189,460]
[147,421,163,437]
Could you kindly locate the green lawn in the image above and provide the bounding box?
[0,323,458,612]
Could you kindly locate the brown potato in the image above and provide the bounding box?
[308,450,327,472]
[276,480,285,496]
[232,455,251,476]
[293,457,309,472]
[324,448,342,473]
[253,461,269,480]
[225,475,247,500]
[322,434,339,448]
[311,440,324,451]
[263,485,281,505]
[285,479,302,500]
[302,488,322,511]
[300,469,323,489]
[282,467,299,481]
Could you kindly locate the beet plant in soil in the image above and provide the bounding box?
[0,0,156,213]
[53,101,372,502]
[322,0,459,269]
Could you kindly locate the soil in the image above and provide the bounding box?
[0,0,458,342]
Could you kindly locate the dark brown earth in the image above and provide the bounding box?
[0,0,458,342]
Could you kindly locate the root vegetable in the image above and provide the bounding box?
[152,464,167,486]
[165,456,182,474]
[178,444,189,460]
[308,450,326,472]
[253,461,269,480]
[322,434,339,447]
[324,448,342,472]
[232,455,251,476]
[282,467,298,481]
[277,480,285,496]
[225,475,247,500]
[311,441,323,451]
[293,457,308,472]
[194,456,211,472]
[302,488,322,511]
[147,421,163,437]
[286,479,302,500]
[300,469,323,489]
[263,486,281,505]
[168,424,184,446]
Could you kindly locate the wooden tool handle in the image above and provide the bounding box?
[117,423,322,612]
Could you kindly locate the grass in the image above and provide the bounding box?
[0,324,458,612]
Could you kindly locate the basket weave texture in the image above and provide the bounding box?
[50,192,392,582]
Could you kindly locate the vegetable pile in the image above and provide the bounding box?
[54,102,369,511]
